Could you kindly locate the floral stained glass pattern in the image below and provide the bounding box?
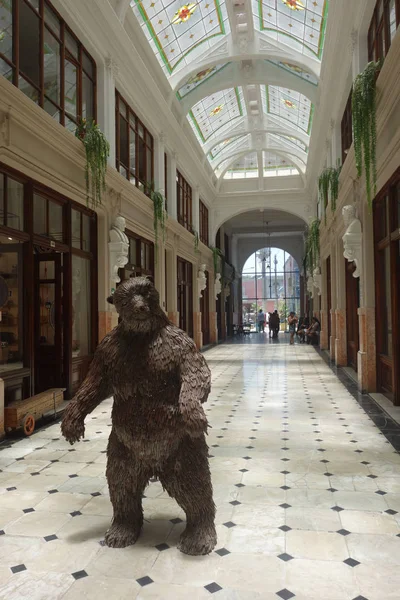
[208,134,246,160]
[266,59,318,85]
[253,0,329,60]
[188,87,246,144]
[262,85,314,134]
[176,62,229,99]
[130,0,230,75]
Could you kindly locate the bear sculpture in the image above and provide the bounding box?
[61,276,216,555]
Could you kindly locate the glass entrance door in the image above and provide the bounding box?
[34,253,63,393]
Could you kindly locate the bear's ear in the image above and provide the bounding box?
[106,295,114,305]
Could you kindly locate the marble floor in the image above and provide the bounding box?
[1,338,400,599]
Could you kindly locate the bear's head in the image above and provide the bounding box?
[107,277,165,332]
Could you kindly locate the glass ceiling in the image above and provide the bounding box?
[266,59,318,86]
[213,135,251,169]
[224,152,259,179]
[261,85,314,134]
[176,63,230,99]
[268,132,308,153]
[208,135,245,160]
[130,0,230,75]
[188,88,246,144]
[253,0,329,60]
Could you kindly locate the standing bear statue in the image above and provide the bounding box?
[61,276,216,555]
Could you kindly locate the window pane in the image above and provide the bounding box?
[44,97,60,122]
[71,208,81,249]
[0,235,23,372]
[0,57,13,81]
[44,29,60,104]
[18,75,39,104]
[19,1,40,85]
[8,178,24,231]
[129,129,136,179]
[389,0,397,42]
[82,51,94,78]
[82,213,90,252]
[33,194,46,235]
[64,60,78,121]
[146,147,152,183]
[81,71,93,121]
[44,3,60,37]
[119,98,127,118]
[119,118,129,168]
[72,255,91,356]
[26,0,39,10]
[0,0,13,62]
[49,201,63,241]
[138,137,145,182]
[65,29,78,59]
[382,245,392,356]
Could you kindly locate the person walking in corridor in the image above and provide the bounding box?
[288,311,298,345]
[257,309,266,333]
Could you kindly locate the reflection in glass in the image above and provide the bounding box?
[71,209,81,249]
[8,178,24,231]
[72,255,91,357]
[33,194,46,235]
[49,201,63,241]
[44,29,61,104]
[0,0,13,62]
[64,60,77,120]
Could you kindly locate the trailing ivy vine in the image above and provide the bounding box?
[145,182,167,262]
[304,218,320,276]
[75,118,110,209]
[318,163,342,220]
[211,246,224,277]
[352,60,381,210]
[194,230,200,254]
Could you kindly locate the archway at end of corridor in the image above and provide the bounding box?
[242,248,301,334]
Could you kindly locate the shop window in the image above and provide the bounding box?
[33,193,64,242]
[341,90,353,164]
[0,0,96,130]
[368,0,400,62]
[72,254,91,357]
[0,236,23,373]
[176,170,193,232]
[115,91,154,195]
[199,200,209,246]
[0,174,24,232]
[119,231,154,281]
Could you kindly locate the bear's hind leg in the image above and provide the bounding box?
[105,431,149,548]
[160,435,216,556]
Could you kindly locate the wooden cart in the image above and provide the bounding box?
[4,388,65,436]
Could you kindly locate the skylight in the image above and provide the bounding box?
[188,88,246,144]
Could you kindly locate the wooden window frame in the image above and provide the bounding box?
[0,0,96,129]
[341,90,353,165]
[368,0,400,62]
[115,90,154,197]
[199,200,209,246]
[122,230,155,280]
[176,170,193,232]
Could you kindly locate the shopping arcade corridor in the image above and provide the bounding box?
[1,339,400,599]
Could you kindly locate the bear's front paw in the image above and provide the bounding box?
[61,418,85,445]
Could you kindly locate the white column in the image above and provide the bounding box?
[98,57,118,166]
[154,132,166,196]
[351,28,369,80]
[193,185,200,235]
[167,151,178,220]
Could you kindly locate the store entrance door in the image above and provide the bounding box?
[34,253,63,393]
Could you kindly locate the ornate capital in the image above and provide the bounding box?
[105,56,119,78]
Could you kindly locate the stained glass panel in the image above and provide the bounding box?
[131,0,230,75]
[266,58,318,85]
[262,85,313,134]
[268,132,308,153]
[223,152,258,179]
[176,62,229,99]
[209,134,250,165]
[253,0,329,60]
[188,87,246,144]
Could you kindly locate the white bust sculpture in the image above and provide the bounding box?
[342,205,362,278]
[313,267,322,296]
[109,215,129,245]
[214,273,222,299]
[109,215,129,289]
[197,264,207,298]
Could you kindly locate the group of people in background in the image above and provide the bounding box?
[256,309,320,345]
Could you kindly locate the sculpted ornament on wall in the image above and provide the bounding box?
[307,275,314,298]
[197,264,207,298]
[214,273,222,299]
[342,205,362,278]
[313,267,322,296]
[109,215,129,289]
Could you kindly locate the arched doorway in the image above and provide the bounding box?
[242,248,301,332]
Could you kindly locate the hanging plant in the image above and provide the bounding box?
[75,118,110,209]
[194,230,200,254]
[318,163,342,221]
[304,218,320,275]
[145,183,167,262]
[329,163,342,213]
[352,60,381,210]
[211,246,224,277]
